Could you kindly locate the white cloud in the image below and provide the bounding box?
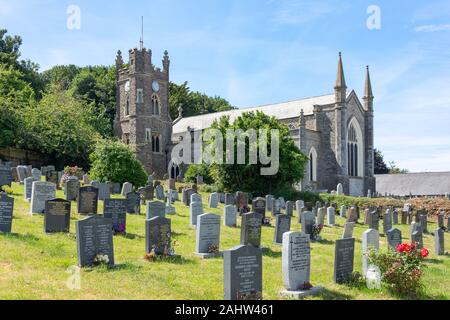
[414,24,450,32]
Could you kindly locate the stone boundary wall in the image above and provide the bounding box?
[0,147,50,167]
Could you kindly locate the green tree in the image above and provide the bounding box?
[388,161,409,174]
[89,140,148,187]
[374,148,389,174]
[207,111,307,195]
[184,164,214,185]
[41,65,81,91]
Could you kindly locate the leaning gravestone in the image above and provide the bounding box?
[126,191,141,214]
[280,231,322,298]
[0,165,13,187]
[44,199,71,233]
[146,201,166,220]
[65,178,80,201]
[30,181,56,214]
[224,245,262,300]
[240,212,262,247]
[190,199,203,228]
[434,228,445,256]
[155,185,165,200]
[145,216,171,255]
[195,213,221,258]
[121,182,133,196]
[76,216,114,267]
[387,228,402,251]
[333,238,355,284]
[224,205,237,227]
[103,199,127,234]
[327,207,335,226]
[362,229,379,276]
[0,194,13,233]
[301,211,315,236]
[208,192,219,209]
[274,215,291,245]
[342,222,355,239]
[77,186,99,215]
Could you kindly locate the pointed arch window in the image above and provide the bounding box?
[152,134,161,153]
[347,118,364,177]
[309,147,318,182]
[152,94,160,115]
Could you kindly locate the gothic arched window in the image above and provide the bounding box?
[347,118,364,177]
[309,147,318,182]
[152,94,160,115]
[152,134,161,153]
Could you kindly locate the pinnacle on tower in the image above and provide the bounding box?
[363,65,374,111]
[334,52,347,103]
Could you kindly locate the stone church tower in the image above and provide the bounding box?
[113,47,172,178]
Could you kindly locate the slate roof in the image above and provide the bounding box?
[173,93,336,134]
[375,172,450,196]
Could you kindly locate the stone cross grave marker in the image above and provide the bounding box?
[44,198,71,233]
[223,245,262,300]
[76,216,114,267]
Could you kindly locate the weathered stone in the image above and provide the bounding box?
[285,201,294,216]
[126,191,141,214]
[274,215,291,245]
[224,205,237,227]
[145,216,171,255]
[146,200,165,220]
[327,207,336,226]
[240,212,262,247]
[434,228,445,255]
[103,199,127,234]
[333,238,355,284]
[44,199,71,233]
[0,194,13,233]
[281,232,312,291]
[387,228,402,250]
[342,222,355,239]
[77,186,99,215]
[121,182,133,196]
[190,200,203,228]
[208,192,219,208]
[195,213,221,258]
[30,181,56,214]
[362,229,379,276]
[301,211,315,236]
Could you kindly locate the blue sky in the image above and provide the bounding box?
[1,0,450,172]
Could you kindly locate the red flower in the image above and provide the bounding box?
[397,243,405,253]
[410,242,416,251]
[404,244,412,253]
[420,248,429,258]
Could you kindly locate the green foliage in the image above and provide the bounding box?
[169,81,235,119]
[208,111,308,196]
[184,164,213,185]
[41,65,81,91]
[374,148,389,174]
[388,161,409,174]
[89,140,148,187]
[0,185,13,195]
[320,194,403,208]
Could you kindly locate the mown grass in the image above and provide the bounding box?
[0,181,449,300]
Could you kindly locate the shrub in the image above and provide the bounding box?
[369,242,429,297]
[0,185,13,195]
[184,164,213,185]
[89,139,147,187]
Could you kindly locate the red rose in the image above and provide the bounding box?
[404,244,412,253]
[397,243,405,253]
[420,248,429,258]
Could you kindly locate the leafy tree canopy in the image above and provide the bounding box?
[374,148,389,174]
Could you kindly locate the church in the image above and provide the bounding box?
[113,45,375,197]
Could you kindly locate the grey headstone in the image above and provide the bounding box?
[0,165,13,187]
[367,211,379,230]
[274,215,291,245]
[77,186,99,215]
[24,177,37,201]
[346,206,358,223]
[45,170,58,186]
[191,193,202,204]
[265,195,274,212]
[438,214,445,228]
[208,192,219,208]
[145,216,171,255]
[252,198,266,221]
[285,201,294,216]
[196,213,221,256]
[65,178,80,201]
[224,205,237,227]
[121,182,133,196]
[282,232,310,291]
[383,210,393,235]
[126,191,141,214]
[301,211,315,236]
[434,228,445,255]
[411,230,423,249]
[236,191,250,214]
[272,199,282,216]
[139,185,154,201]
[146,201,165,220]
[44,199,71,233]
[240,212,262,247]
[340,205,347,218]
[296,200,304,216]
[16,165,27,183]
[103,199,127,234]
[327,207,335,226]
[224,245,262,300]
[392,209,399,224]
[362,229,379,276]
[155,185,165,200]
[31,168,41,180]
[419,214,428,233]
[316,207,325,225]
[333,238,355,284]
[0,194,13,233]
[30,181,56,214]
[342,222,355,239]
[76,216,114,267]
[336,183,344,195]
[387,228,402,250]
[225,193,235,206]
[97,183,110,201]
[190,200,203,228]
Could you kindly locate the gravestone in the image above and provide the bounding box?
[195,213,221,258]
[301,211,315,236]
[196,175,203,185]
[296,200,304,216]
[16,165,27,183]
[274,215,291,245]
[208,192,219,208]
[139,185,154,201]
[411,230,423,249]
[367,211,379,231]
[45,170,58,186]
[0,165,13,187]
[383,210,393,235]
[387,228,402,250]
[91,180,100,189]
[0,194,13,233]
[410,221,420,234]
[191,183,197,192]
[272,198,282,216]
[392,209,399,224]
[316,207,325,225]
[285,201,294,216]
[126,191,141,214]
[336,183,344,195]
[110,182,120,194]
[31,168,41,180]
[438,213,445,228]
[121,182,133,196]
[225,193,235,206]
[219,193,225,204]
[30,181,56,214]
[419,214,428,233]
[224,245,262,300]
[224,205,237,227]
[327,207,335,226]
[252,198,266,223]
[145,216,171,255]
[346,206,358,223]
[11,167,19,182]
[362,229,379,276]
[279,197,286,209]
[103,199,127,234]
[97,183,110,201]
[434,228,445,255]
[240,212,262,247]
[82,174,91,186]
[77,186,99,215]
[340,205,347,218]
[190,200,203,228]
[167,178,176,190]
[236,191,250,215]
[76,216,114,267]
[24,177,37,201]
[65,178,80,202]
[191,193,202,204]
[44,199,71,233]
[265,195,274,213]
[155,185,165,200]
[342,222,355,239]
[147,174,154,186]
[165,192,175,215]
[333,238,355,284]
[447,217,450,233]
[146,201,166,220]
[401,210,408,224]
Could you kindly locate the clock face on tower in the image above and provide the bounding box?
[152,80,160,93]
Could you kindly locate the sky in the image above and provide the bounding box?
[1,0,450,172]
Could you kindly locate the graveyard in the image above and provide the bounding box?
[0,179,449,300]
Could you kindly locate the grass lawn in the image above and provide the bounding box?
[0,181,449,300]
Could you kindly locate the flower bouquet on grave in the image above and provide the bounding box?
[61,166,83,186]
[298,281,314,291]
[93,253,110,266]
[112,223,126,235]
[236,289,262,300]
[311,224,324,241]
[207,243,219,254]
[262,217,271,226]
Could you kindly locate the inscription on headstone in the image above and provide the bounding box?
[77,186,99,215]
[240,212,262,247]
[44,199,71,233]
[103,199,127,234]
[0,194,13,233]
[333,238,355,284]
